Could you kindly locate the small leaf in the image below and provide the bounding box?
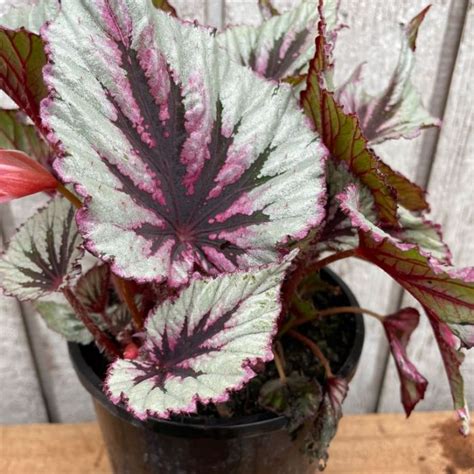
[0,27,47,130]
[304,377,348,471]
[0,149,58,203]
[44,1,326,286]
[0,0,60,34]
[259,373,323,433]
[383,307,428,416]
[0,196,83,300]
[35,296,93,344]
[218,0,339,81]
[448,323,474,349]
[429,316,471,436]
[335,7,440,145]
[0,109,51,167]
[105,254,295,419]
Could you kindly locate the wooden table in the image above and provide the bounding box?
[1,412,472,473]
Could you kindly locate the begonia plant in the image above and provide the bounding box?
[0,0,472,469]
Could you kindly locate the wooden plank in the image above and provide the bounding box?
[378,4,474,413]
[1,412,472,473]
[1,198,95,423]
[0,204,48,424]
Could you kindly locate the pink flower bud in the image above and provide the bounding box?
[123,342,139,360]
[0,149,58,203]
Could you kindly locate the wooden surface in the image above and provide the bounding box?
[1,412,472,473]
[0,0,473,423]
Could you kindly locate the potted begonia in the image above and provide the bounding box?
[0,0,472,472]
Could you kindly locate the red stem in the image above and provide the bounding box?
[288,329,333,378]
[113,276,144,330]
[282,249,356,309]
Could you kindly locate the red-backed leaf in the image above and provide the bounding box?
[301,23,398,225]
[448,323,474,349]
[429,315,470,436]
[0,149,57,202]
[106,255,294,419]
[0,28,47,131]
[0,109,51,167]
[43,1,326,287]
[305,376,348,470]
[151,0,177,16]
[356,235,474,326]
[383,307,428,416]
[335,7,439,146]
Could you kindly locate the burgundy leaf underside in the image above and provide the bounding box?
[78,39,276,277]
[0,28,47,131]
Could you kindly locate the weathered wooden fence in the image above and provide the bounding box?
[0,0,472,423]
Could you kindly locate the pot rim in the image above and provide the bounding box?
[68,268,364,439]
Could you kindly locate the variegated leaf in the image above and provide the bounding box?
[217,0,338,81]
[0,196,83,300]
[44,0,326,287]
[106,254,295,419]
[0,109,51,166]
[336,7,440,145]
[382,308,428,416]
[0,0,60,34]
[35,295,94,344]
[337,184,450,263]
[0,27,47,131]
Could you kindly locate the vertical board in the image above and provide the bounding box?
[0,204,48,424]
[1,197,95,422]
[378,4,474,413]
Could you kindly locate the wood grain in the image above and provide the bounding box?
[1,412,472,473]
[378,3,474,413]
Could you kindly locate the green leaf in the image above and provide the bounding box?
[35,296,93,344]
[0,28,47,130]
[0,196,83,301]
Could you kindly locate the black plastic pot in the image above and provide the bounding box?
[69,269,364,474]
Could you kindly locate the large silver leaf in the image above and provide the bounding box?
[0,196,83,300]
[0,0,60,34]
[44,0,326,287]
[106,253,295,419]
